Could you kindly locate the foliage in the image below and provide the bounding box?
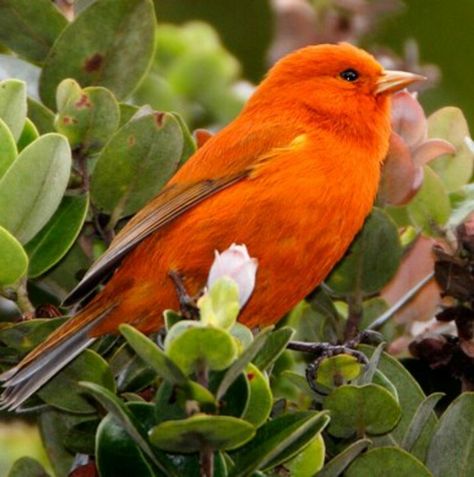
[0,1,473,476]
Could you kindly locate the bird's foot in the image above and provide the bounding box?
[168,270,201,321]
[287,330,383,393]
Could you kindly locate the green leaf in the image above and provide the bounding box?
[253,326,294,371]
[0,0,67,63]
[119,103,140,127]
[64,417,100,455]
[54,80,120,152]
[109,343,157,393]
[316,439,372,477]
[39,0,156,109]
[0,225,28,286]
[119,324,188,386]
[401,392,443,452]
[149,414,255,452]
[171,112,196,165]
[27,98,55,134]
[241,363,272,428]
[96,402,161,477]
[426,392,474,477]
[165,326,237,375]
[0,118,17,179]
[358,342,385,385]
[359,345,436,459]
[90,111,183,217]
[80,381,176,475]
[327,208,402,295]
[38,409,78,477]
[407,166,451,235]
[428,107,474,192]
[155,0,274,82]
[345,447,433,477]
[0,317,65,354]
[17,118,39,151]
[324,384,401,438]
[0,79,26,140]
[229,411,329,477]
[0,133,71,243]
[317,354,363,388]
[282,433,325,477]
[216,327,271,400]
[198,277,240,329]
[449,183,474,227]
[25,194,89,277]
[38,349,115,413]
[7,457,50,477]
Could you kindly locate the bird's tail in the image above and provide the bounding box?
[0,304,115,411]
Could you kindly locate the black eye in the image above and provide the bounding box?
[339,69,359,82]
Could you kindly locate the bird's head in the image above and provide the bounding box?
[249,43,424,138]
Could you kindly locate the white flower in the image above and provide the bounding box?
[207,244,258,307]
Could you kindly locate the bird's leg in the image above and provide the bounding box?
[287,330,383,393]
[168,270,202,320]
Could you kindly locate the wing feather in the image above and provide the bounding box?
[63,170,249,306]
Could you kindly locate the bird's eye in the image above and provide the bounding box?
[339,69,359,82]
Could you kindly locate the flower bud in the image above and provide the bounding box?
[207,243,258,307]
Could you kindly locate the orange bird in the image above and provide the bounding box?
[0,43,422,410]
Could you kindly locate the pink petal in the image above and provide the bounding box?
[380,133,418,205]
[412,138,456,167]
[391,91,427,148]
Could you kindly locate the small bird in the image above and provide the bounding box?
[0,43,423,410]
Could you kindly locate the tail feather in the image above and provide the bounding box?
[0,306,115,411]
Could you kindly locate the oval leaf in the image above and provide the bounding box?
[428,107,474,192]
[17,118,39,152]
[0,79,27,141]
[91,112,183,217]
[241,363,272,428]
[149,414,255,452]
[326,208,402,295]
[324,384,401,438]
[38,349,115,413]
[346,447,432,477]
[0,118,17,179]
[54,81,120,152]
[39,0,155,108]
[119,324,188,386]
[165,326,237,375]
[407,166,451,235]
[317,439,372,477]
[282,433,325,477]
[96,402,160,477]
[0,225,28,286]
[7,456,49,477]
[0,0,67,63]
[426,392,474,477]
[25,194,89,278]
[0,133,71,243]
[229,411,330,477]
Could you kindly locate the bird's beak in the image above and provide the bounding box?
[375,70,426,95]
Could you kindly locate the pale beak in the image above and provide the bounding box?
[375,70,426,95]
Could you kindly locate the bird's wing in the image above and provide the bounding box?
[63,170,249,306]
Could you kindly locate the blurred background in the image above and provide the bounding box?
[0,0,472,474]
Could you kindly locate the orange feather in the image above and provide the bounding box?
[0,43,423,410]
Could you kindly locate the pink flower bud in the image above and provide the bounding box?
[207,244,258,307]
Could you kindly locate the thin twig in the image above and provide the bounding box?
[368,272,435,330]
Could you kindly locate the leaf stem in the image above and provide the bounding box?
[344,292,363,341]
[15,278,34,315]
[196,362,214,477]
